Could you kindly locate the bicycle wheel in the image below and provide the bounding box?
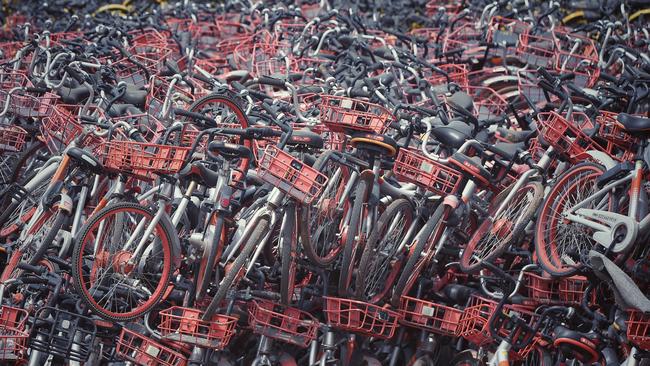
[338,178,372,297]
[202,216,270,319]
[280,205,297,305]
[72,202,174,321]
[460,182,544,273]
[391,204,448,307]
[299,151,350,266]
[535,162,609,277]
[0,209,64,281]
[355,198,414,304]
[11,140,48,185]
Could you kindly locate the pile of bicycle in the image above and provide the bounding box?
[0,0,649,364]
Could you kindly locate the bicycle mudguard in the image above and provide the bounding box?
[584,150,617,170]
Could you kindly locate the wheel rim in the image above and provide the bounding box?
[76,206,171,320]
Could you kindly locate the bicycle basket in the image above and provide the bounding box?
[256,145,328,204]
[0,306,29,361]
[0,125,27,152]
[324,296,401,339]
[158,306,237,349]
[393,147,463,195]
[627,310,650,350]
[248,300,319,348]
[116,327,188,366]
[536,111,598,162]
[457,295,497,346]
[315,95,393,134]
[399,296,462,336]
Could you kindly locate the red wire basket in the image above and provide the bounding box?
[393,147,464,196]
[536,111,598,163]
[158,307,237,349]
[248,300,319,348]
[0,125,27,152]
[113,53,169,86]
[443,22,485,58]
[97,138,190,181]
[425,64,470,90]
[516,32,556,68]
[315,95,393,134]
[627,310,650,350]
[523,272,560,304]
[486,16,531,48]
[489,304,540,360]
[596,111,639,160]
[457,295,497,346]
[324,297,401,339]
[41,104,106,153]
[116,328,188,366]
[558,276,590,305]
[129,29,169,54]
[257,145,328,204]
[466,85,510,121]
[552,30,599,87]
[0,306,29,361]
[399,296,462,336]
[516,69,559,105]
[49,31,85,46]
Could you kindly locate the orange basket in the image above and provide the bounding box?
[158,307,237,349]
[97,139,190,181]
[536,111,597,162]
[457,295,497,346]
[425,64,469,90]
[393,147,463,196]
[558,276,590,305]
[113,53,170,86]
[627,310,650,350]
[596,111,638,159]
[248,300,319,348]
[323,297,401,339]
[9,91,58,118]
[443,22,485,58]
[41,104,106,153]
[116,328,187,366]
[489,305,540,360]
[0,306,29,361]
[315,95,394,134]
[257,145,328,204]
[0,125,27,152]
[399,296,462,336]
[523,272,560,304]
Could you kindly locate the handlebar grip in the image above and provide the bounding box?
[536,67,554,82]
[24,87,49,94]
[600,72,617,83]
[348,87,371,98]
[17,262,46,275]
[173,108,216,126]
[558,72,575,81]
[257,76,286,88]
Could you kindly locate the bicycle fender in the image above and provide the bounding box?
[584,150,616,170]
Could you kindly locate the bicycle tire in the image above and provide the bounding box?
[391,204,448,307]
[355,198,414,303]
[460,181,544,273]
[299,150,350,267]
[280,205,297,305]
[338,178,372,297]
[203,216,270,320]
[535,162,608,277]
[72,202,174,321]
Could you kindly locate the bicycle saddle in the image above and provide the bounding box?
[588,250,650,313]
[350,133,399,157]
[448,153,492,187]
[208,141,252,161]
[616,113,650,134]
[287,129,324,149]
[431,120,473,149]
[66,147,103,174]
[446,91,474,113]
[179,161,220,187]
